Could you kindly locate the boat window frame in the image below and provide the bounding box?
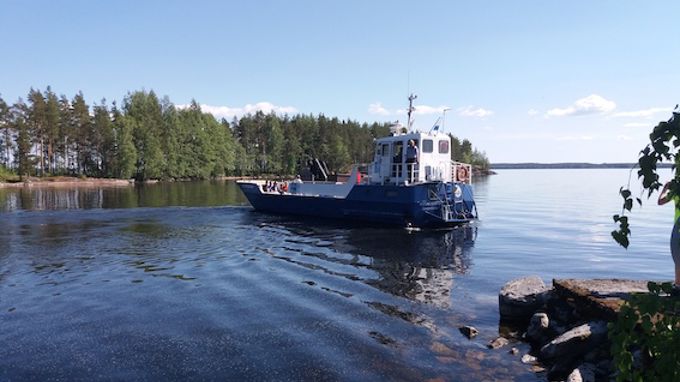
[381,143,390,157]
[422,139,434,153]
[439,140,450,154]
[393,141,404,163]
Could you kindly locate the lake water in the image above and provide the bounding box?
[0,170,672,381]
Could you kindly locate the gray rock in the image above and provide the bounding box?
[566,368,583,382]
[521,354,537,364]
[458,325,479,339]
[540,321,608,360]
[499,276,552,323]
[487,336,509,349]
[567,363,596,382]
[553,279,649,321]
[526,312,550,344]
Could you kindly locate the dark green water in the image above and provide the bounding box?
[0,180,249,212]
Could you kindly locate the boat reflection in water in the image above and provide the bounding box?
[246,213,476,309]
[336,226,476,308]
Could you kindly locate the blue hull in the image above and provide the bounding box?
[237,182,477,228]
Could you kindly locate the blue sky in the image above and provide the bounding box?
[1,0,678,163]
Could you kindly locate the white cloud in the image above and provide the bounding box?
[613,107,669,118]
[380,103,493,118]
[395,104,451,115]
[527,109,539,116]
[177,102,298,119]
[617,135,633,141]
[546,94,616,117]
[368,102,390,116]
[457,106,494,118]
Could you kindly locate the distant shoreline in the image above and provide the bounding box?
[491,162,672,170]
[0,177,134,189]
[0,176,252,189]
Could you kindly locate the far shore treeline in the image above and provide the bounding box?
[0,88,489,181]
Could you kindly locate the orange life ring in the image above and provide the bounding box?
[457,166,469,182]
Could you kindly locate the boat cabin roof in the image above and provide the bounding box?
[375,130,450,145]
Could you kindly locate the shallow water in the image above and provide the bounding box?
[0,171,670,380]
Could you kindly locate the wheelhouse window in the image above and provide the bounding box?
[439,140,449,154]
[422,139,434,153]
[393,141,403,163]
[381,144,389,157]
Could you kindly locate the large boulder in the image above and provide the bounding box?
[540,321,608,360]
[499,276,552,323]
[553,279,649,321]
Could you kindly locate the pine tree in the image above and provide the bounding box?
[124,90,165,180]
[218,118,236,176]
[27,88,47,176]
[160,96,182,178]
[264,113,284,174]
[112,108,137,179]
[93,100,114,177]
[71,92,91,175]
[57,95,74,174]
[44,87,60,175]
[0,95,11,168]
[13,101,32,179]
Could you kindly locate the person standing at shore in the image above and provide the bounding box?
[658,180,680,288]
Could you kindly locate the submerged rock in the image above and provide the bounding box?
[487,336,509,350]
[521,354,537,364]
[540,321,608,360]
[499,276,552,323]
[458,325,479,339]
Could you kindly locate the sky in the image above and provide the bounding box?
[1,0,679,163]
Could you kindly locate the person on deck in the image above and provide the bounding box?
[405,139,419,183]
[658,180,680,290]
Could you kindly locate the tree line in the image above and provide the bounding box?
[0,87,489,181]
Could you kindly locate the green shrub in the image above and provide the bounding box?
[0,165,17,182]
[609,282,680,382]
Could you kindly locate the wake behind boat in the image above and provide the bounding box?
[237,96,478,228]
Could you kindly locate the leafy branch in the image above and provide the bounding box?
[609,281,680,381]
[612,107,680,248]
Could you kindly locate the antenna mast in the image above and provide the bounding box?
[407,93,417,131]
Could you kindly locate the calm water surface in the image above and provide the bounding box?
[0,171,671,381]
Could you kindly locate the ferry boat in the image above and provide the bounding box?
[237,96,478,228]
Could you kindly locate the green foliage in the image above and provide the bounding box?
[0,94,11,168]
[15,111,33,179]
[613,109,680,248]
[0,86,490,182]
[0,164,16,182]
[450,134,490,170]
[71,92,92,174]
[114,114,137,179]
[609,282,680,381]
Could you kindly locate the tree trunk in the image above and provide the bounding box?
[40,136,44,176]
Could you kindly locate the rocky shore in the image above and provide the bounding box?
[497,276,650,381]
[0,176,133,188]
